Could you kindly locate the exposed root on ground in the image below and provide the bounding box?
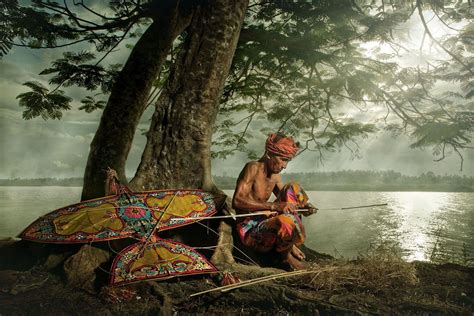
[0,237,472,315]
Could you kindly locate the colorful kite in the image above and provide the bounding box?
[19,182,224,285]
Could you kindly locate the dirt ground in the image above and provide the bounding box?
[0,240,472,315]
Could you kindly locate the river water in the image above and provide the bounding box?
[1,187,472,266]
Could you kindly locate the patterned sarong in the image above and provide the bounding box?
[236,183,309,253]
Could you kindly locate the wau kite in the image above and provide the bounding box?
[19,176,225,286]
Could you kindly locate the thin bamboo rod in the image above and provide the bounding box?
[172,203,388,222]
[190,269,320,297]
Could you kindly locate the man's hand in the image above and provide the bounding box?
[272,202,297,214]
[302,202,318,217]
[261,210,276,217]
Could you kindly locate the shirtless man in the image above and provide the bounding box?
[232,133,317,270]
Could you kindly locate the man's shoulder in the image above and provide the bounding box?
[245,160,264,170]
[245,160,261,167]
[241,161,263,175]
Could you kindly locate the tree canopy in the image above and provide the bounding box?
[1,0,473,183]
[215,0,473,169]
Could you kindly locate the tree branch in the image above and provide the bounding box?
[35,0,142,32]
[49,22,133,94]
[416,1,474,76]
[433,8,463,32]
[7,37,93,49]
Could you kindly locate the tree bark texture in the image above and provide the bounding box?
[131,0,249,192]
[81,1,192,200]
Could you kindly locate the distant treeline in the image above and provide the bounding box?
[0,178,83,186]
[1,171,473,192]
[215,170,474,192]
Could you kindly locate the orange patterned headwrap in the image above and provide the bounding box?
[265,133,299,159]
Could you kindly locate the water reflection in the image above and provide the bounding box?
[0,186,81,238]
[304,191,474,266]
[383,192,452,262]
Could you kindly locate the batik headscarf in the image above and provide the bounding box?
[265,133,299,159]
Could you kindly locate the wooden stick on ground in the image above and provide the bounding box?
[190,269,318,297]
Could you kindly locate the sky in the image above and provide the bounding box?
[0,7,472,179]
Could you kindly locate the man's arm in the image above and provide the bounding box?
[272,174,284,197]
[232,163,296,214]
[232,163,272,213]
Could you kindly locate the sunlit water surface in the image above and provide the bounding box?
[304,191,474,266]
[1,187,473,266]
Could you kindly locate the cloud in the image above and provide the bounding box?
[53,160,72,169]
[0,108,92,178]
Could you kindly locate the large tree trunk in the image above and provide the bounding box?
[130,0,249,192]
[81,1,192,200]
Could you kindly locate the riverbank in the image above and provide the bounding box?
[0,240,472,315]
[1,169,473,192]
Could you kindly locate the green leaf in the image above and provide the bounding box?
[16,81,71,120]
[79,95,106,113]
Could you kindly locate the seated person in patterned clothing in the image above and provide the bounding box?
[232,133,317,270]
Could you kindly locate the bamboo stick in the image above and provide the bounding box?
[173,203,388,222]
[190,269,316,297]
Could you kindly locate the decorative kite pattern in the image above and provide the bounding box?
[19,185,222,285]
[111,238,216,286]
[19,190,218,243]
